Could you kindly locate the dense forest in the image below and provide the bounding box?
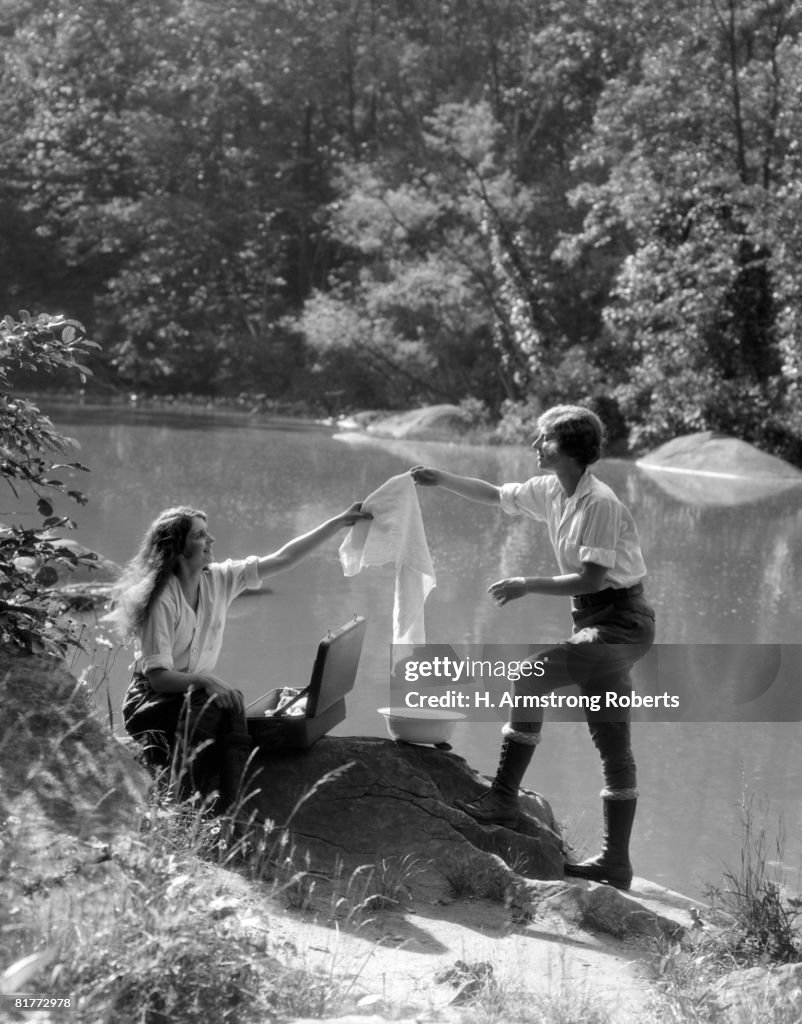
[1,0,801,457]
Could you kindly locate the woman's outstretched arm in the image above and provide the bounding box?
[409,466,501,506]
[255,501,370,579]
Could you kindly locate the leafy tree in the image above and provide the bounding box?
[296,101,541,411]
[0,0,801,464]
[0,0,343,394]
[562,0,802,457]
[0,0,631,409]
[0,0,629,406]
[294,0,660,417]
[0,312,98,655]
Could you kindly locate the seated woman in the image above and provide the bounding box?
[105,501,369,811]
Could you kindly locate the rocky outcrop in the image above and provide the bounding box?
[234,736,700,943]
[506,876,698,941]
[362,405,474,442]
[636,431,802,505]
[638,432,802,478]
[249,736,564,900]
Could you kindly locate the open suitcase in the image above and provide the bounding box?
[246,616,367,750]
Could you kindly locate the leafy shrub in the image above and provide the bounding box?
[0,311,100,655]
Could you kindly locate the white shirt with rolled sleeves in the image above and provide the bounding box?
[135,556,262,675]
[498,468,647,588]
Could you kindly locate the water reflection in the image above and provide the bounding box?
[51,405,802,896]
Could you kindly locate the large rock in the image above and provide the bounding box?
[246,738,699,942]
[507,876,693,941]
[636,432,802,505]
[364,405,474,442]
[249,736,564,900]
[0,650,149,843]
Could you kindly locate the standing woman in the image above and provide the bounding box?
[411,404,655,890]
[106,501,369,810]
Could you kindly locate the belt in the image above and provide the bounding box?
[572,582,644,609]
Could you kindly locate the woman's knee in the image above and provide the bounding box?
[181,689,225,739]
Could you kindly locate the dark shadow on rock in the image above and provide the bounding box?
[249,736,564,907]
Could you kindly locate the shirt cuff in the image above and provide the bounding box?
[499,483,523,515]
[243,554,261,589]
[140,654,174,673]
[579,545,617,569]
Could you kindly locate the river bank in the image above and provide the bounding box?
[3,651,801,1024]
[5,400,802,1021]
[0,652,674,1024]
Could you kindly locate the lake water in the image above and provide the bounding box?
[49,403,802,898]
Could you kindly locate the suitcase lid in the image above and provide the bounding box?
[304,615,367,717]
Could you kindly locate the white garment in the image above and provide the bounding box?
[499,467,647,587]
[339,473,436,645]
[136,557,262,675]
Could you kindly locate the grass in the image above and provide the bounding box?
[441,854,510,903]
[6,647,802,1024]
[646,793,802,1023]
[446,957,614,1024]
[362,852,424,910]
[1,767,388,1023]
[0,633,446,1022]
[704,796,802,965]
[0,646,376,1023]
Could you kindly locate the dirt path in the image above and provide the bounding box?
[218,869,698,1022]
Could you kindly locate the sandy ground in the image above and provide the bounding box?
[213,867,700,1024]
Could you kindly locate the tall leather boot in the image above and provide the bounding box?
[565,797,637,890]
[455,732,538,826]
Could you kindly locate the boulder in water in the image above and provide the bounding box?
[636,432,802,505]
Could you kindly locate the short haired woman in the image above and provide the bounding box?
[106,501,370,811]
[411,404,656,890]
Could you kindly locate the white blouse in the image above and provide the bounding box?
[136,557,261,676]
[499,468,647,589]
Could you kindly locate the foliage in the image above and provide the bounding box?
[649,799,802,1022]
[705,798,802,965]
[0,311,98,654]
[1,2,802,457]
[563,0,802,455]
[0,0,325,394]
[297,99,556,413]
[0,0,635,410]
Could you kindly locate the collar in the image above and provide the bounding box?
[563,467,595,509]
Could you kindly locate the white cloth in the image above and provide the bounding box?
[339,473,436,645]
